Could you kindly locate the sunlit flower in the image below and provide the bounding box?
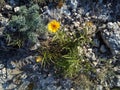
[48,20,60,33]
[35,56,42,63]
[85,21,93,27]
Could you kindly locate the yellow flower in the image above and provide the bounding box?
[85,21,93,27]
[48,20,60,33]
[35,56,42,63]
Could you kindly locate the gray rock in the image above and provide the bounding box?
[0,27,4,36]
[101,22,120,55]
[5,83,17,90]
[113,75,120,87]
[91,15,98,19]
[98,24,106,30]
[67,0,78,9]
[107,22,119,30]
[0,15,8,26]
[0,13,2,17]
[9,0,16,6]
[1,68,7,79]
[77,8,85,15]
[114,67,120,74]
[60,4,71,16]
[14,7,20,12]
[96,4,113,22]
[0,64,4,69]
[0,85,3,90]
[98,15,110,22]
[71,0,78,9]
[116,75,120,87]
[4,5,12,10]
[100,45,107,53]
[73,21,80,28]
[117,21,120,26]
[76,14,81,20]
[96,85,103,90]
[93,39,100,48]
[86,48,97,61]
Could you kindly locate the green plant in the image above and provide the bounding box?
[5,4,47,48]
[39,26,94,78]
[55,48,82,78]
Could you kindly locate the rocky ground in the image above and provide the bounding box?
[0,0,120,90]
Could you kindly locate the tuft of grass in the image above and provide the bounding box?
[39,25,94,78]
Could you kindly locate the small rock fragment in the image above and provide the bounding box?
[14,7,20,12]
[100,45,107,53]
[5,5,12,10]
[93,39,100,48]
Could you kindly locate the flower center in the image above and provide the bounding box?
[52,24,56,28]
